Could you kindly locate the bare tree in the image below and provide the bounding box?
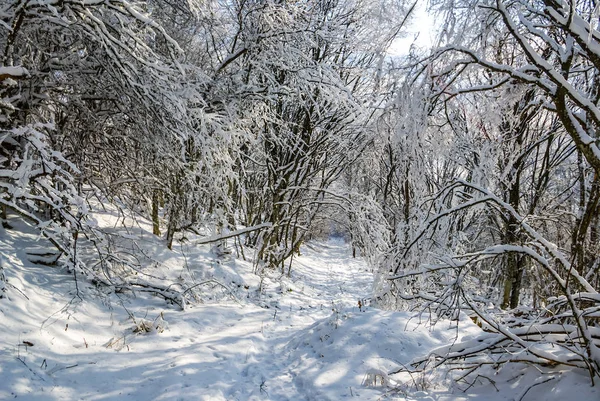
[372,0,600,384]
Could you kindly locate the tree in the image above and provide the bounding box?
[376,0,600,382]
[214,0,411,273]
[0,0,215,305]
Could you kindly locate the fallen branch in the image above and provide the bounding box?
[122,281,184,310]
[193,223,272,245]
[181,279,239,303]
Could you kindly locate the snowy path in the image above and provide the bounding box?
[153,240,375,400]
[121,240,376,401]
[2,219,598,401]
[0,221,378,400]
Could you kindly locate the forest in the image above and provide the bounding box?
[1,0,600,398]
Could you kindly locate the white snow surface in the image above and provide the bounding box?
[0,212,598,400]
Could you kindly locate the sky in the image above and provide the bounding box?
[387,2,434,56]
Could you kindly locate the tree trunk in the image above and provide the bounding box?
[166,220,175,250]
[152,190,161,236]
[502,158,524,309]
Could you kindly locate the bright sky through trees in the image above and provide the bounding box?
[388,2,434,55]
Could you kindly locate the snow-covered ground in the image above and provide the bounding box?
[0,213,598,400]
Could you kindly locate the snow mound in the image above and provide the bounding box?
[284,309,479,400]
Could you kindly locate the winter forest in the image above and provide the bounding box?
[1,0,600,399]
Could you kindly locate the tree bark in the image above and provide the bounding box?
[152,190,161,236]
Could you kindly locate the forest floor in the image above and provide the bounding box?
[0,211,597,400]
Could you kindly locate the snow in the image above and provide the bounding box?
[0,212,598,400]
[0,66,29,78]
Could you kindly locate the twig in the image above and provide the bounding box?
[518,376,555,401]
[17,357,46,382]
[462,374,498,392]
[193,223,272,245]
[5,282,29,300]
[180,279,239,303]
